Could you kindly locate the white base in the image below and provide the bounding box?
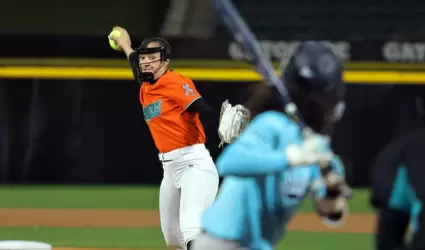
[0,241,52,250]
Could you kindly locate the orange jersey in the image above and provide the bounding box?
[139,70,206,153]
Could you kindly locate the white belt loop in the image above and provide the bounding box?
[158,153,165,162]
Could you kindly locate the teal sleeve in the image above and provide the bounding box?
[217,143,288,176]
[216,112,297,176]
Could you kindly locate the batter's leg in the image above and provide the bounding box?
[159,176,185,249]
[179,163,219,247]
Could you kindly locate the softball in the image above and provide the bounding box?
[108,30,121,51]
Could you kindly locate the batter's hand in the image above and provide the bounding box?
[109,26,132,51]
[285,133,333,167]
[313,159,353,228]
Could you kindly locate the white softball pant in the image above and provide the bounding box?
[158,144,219,249]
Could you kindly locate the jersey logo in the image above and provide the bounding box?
[143,100,162,122]
[183,83,195,96]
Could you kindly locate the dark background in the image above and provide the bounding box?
[1,0,425,187]
[0,78,423,187]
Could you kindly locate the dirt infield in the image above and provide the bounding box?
[0,209,375,250]
[0,209,374,233]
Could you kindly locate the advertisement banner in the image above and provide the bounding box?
[224,40,425,63]
[2,36,425,64]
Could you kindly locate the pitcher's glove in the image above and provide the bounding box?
[218,100,251,147]
[312,157,353,228]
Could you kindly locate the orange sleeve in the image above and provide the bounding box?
[167,78,202,110]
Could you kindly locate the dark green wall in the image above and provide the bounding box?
[0,0,169,36]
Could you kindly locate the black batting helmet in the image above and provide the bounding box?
[135,37,172,60]
[282,41,346,134]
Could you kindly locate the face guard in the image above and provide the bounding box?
[137,47,167,82]
[135,37,171,83]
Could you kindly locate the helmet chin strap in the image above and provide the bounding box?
[140,59,167,83]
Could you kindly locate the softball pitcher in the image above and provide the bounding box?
[109,27,219,250]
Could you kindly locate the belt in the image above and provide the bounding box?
[158,144,205,162]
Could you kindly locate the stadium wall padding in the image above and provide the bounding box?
[0,78,423,186]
